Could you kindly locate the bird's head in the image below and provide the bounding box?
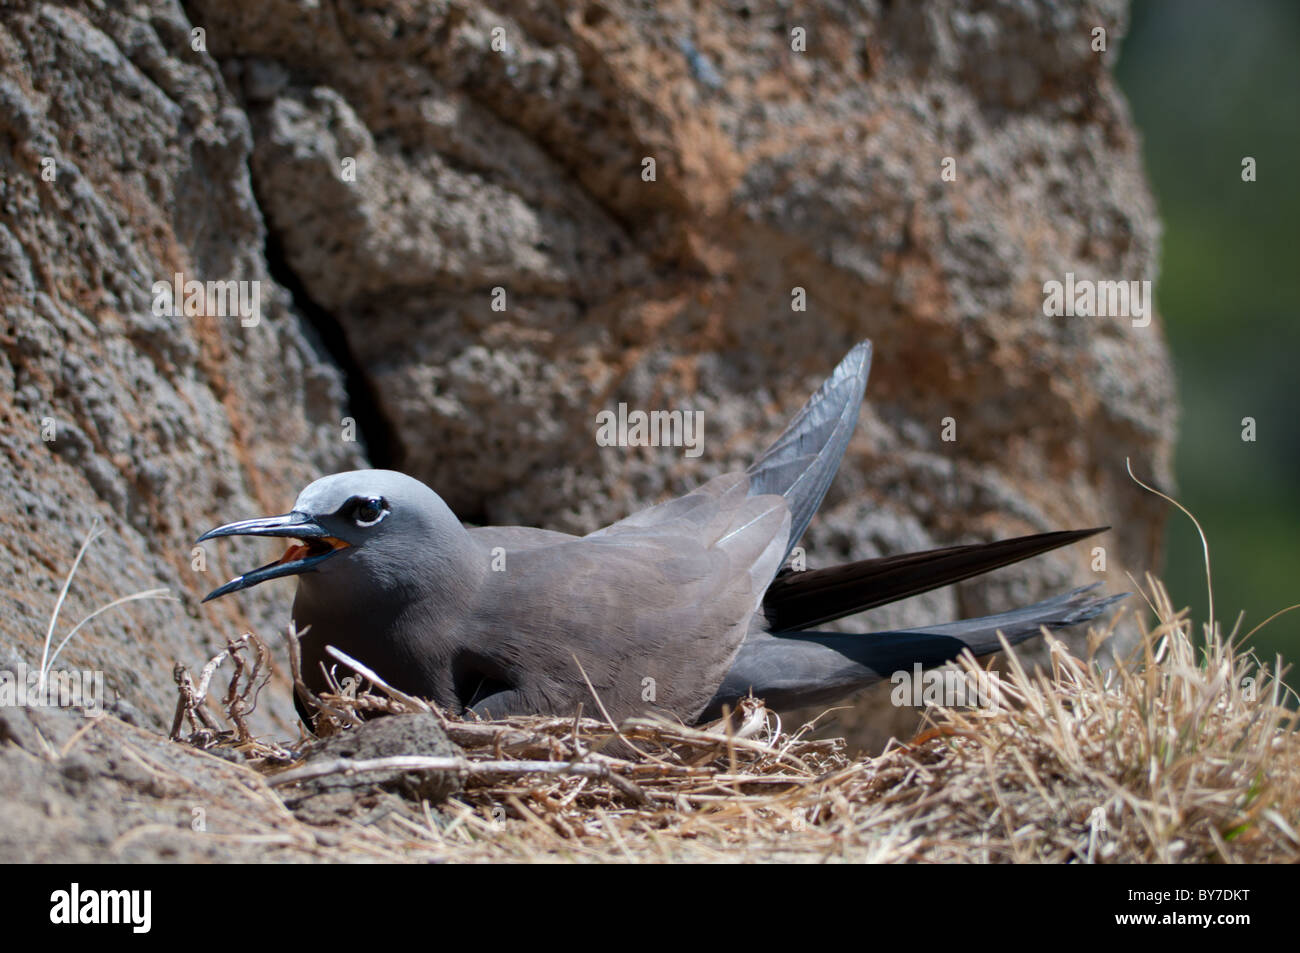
[197,469,455,603]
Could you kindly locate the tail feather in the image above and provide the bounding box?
[701,585,1124,719]
[763,527,1108,630]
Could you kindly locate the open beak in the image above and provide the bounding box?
[197,512,350,603]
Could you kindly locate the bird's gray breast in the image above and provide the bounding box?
[291,580,461,709]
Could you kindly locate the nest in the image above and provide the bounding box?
[170,577,1300,862]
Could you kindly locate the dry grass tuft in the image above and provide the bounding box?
[168,573,1299,863]
[873,576,1299,862]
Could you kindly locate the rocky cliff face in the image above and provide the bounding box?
[0,0,1173,838]
[0,0,364,735]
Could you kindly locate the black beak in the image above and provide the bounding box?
[197,512,349,602]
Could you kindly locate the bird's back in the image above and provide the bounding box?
[462,472,790,723]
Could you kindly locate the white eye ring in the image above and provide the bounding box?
[352,497,388,527]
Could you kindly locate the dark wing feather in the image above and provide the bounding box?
[763,527,1107,630]
[702,585,1126,718]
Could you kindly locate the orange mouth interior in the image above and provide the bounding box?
[277,536,350,565]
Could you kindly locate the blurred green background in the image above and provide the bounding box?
[1116,0,1298,678]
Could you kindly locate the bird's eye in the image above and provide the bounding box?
[350,497,388,527]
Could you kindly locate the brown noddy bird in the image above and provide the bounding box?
[199,341,1121,726]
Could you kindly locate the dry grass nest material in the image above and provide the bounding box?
[170,577,1300,862]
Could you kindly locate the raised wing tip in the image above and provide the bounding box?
[841,339,872,375]
[810,339,872,409]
